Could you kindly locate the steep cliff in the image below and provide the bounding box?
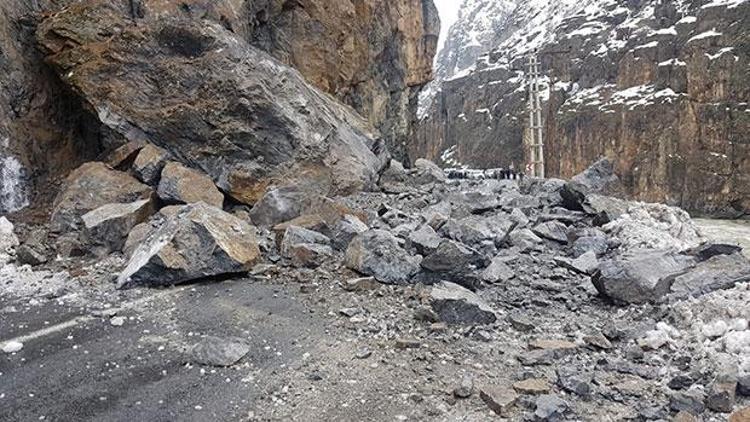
[0,0,439,214]
[416,0,750,218]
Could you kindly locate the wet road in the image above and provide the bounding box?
[0,280,324,422]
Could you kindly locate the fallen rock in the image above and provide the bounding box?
[508,313,536,332]
[571,157,623,196]
[556,368,592,397]
[394,338,421,350]
[480,386,518,416]
[341,277,380,292]
[453,375,474,399]
[593,250,695,304]
[38,3,387,206]
[603,202,703,252]
[555,251,599,275]
[408,224,441,255]
[532,221,569,243]
[481,257,515,283]
[105,140,145,168]
[132,144,170,185]
[529,339,577,351]
[50,162,153,232]
[82,199,155,255]
[429,281,497,325]
[669,253,750,299]
[669,386,706,414]
[534,394,568,421]
[421,240,488,279]
[190,337,250,367]
[331,214,369,251]
[508,228,543,251]
[0,217,18,264]
[280,225,332,268]
[411,158,446,185]
[730,407,750,422]
[117,203,260,288]
[570,234,609,258]
[513,378,551,395]
[273,214,330,246]
[16,244,47,266]
[345,230,421,284]
[738,375,750,396]
[673,411,700,422]
[583,332,613,350]
[706,381,737,413]
[157,162,224,208]
[248,187,305,227]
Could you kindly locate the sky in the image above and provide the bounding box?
[433,0,462,50]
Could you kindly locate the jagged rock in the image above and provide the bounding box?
[0,217,18,265]
[38,3,389,207]
[345,230,421,284]
[688,243,744,261]
[532,221,569,243]
[421,201,452,228]
[82,199,155,256]
[480,386,518,416]
[429,281,497,325]
[421,240,488,281]
[408,224,441,255]
[534,394,568,421]
[331,215,369,251]
[513,378,551,395]
[669,253,750,299]
[583,332,613,350]
[117,203,260,288]
[571,158,623,196]
[508,228,543,251]
[706,382,736,413]
[342,277,380,292]
[50,162,154,232]
[453,375,474,399]
[529,339,577,352]
[105,140,145,169]
[410,158,446,185]
[132,144,170,185]
[739,376,750,397]
[508,313,536,332]
[481,257,515,283]
[248,187,305,227]
[379,159,407,186]
[273,215,330,247]
[190,337,250,367]
[280,226,332,268]
[669,386,706,414]
[730,407,750,422]
[16,244,47,266]
[604,203,704,252]
[510,208,530,228]
[556,368,592,397]
[157,162,224,208]
[570,234,609,258]
[555,251,599,275]
[440,214,514,247]
[673,411,700,422]
[593,250,696,304]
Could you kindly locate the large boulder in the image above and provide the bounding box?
[82,199,156,256]
[345,230,421,284]
[37,1,388,207]
[116,203,260,288]
[157,162,224,208]
[571,158,623,196]
[50,162,154,232]
[592,250,695,305]
[604,203,704,253]
[669,252,750,299]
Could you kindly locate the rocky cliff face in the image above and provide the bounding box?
[0,0,438,214]
[416,0,750,218]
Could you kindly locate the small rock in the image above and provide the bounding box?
[2,341,23,353]
[339,307,361,318]
[669,386,706,414]
[413,306,440,323]
[669,374,697,390]
[513,378,551,395]
[429,281,497,326]
[534,394,568,421]
[508,313,536,332]
[394,338,421,350]
[706,382,736,413]
[341,277,380,292]
[738,375,750,396]
[16,244,47,266]
[556,251,599,275]
[355,348,372,359]
[532,221,569,243]
[453,375,474,398]
[672,411,700,422]
[190,337,250,367]
[331,214,368,250]
[132,144,170,185]
[481,257,515,283]
[408,224,441,255]
[110,316,125,326]
[479,386,518,416]
[583,332,613,350]
[556,368,591,397]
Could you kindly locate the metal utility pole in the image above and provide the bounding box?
[526,52,545,179]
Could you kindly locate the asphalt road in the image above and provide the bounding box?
[0,279,325,422]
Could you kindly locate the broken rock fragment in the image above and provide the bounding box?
[132,144,170,185]
[429,281,497,325]
[117,203,260,288]
[157,162,224,208]
[345,230,421,284]
[191,337,250,367]
[82,199,156,256]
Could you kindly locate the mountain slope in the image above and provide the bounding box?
[416,0,750,217]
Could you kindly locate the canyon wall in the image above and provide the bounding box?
[417,0,750,218]
[0,0,439,214]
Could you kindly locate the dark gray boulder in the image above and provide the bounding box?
[345,230,421,284]
[429,281,497,325]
